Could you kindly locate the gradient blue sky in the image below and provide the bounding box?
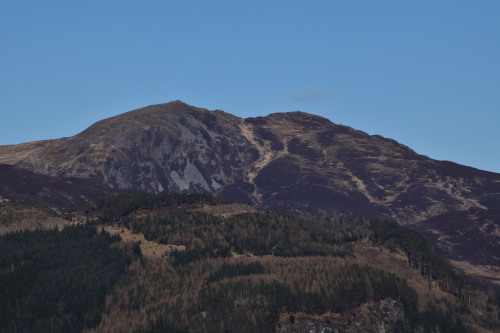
[1,1,499,172]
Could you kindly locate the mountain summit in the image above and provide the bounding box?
[1,100,499,223]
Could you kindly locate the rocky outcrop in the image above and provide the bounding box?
[277,300,405,333]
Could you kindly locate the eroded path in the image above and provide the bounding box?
[239,122,286,199]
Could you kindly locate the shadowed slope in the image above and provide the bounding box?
[0,164,122,208]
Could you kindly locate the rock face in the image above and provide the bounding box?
[0,101,256,195]
[1,100,499,225]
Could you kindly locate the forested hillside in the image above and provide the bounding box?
[1,193,500,332]
[0,225,139,332]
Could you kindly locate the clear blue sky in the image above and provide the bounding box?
[1,1,499,172]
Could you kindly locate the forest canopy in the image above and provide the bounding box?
[0,225,136,333]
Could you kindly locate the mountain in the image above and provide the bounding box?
[1,100,500,288]
[1,100,499,222]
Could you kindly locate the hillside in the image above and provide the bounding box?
[2,193,499,333]
[414,208,500,290]
[0,164,124,209]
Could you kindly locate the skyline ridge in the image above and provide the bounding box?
[1,99,497,175]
